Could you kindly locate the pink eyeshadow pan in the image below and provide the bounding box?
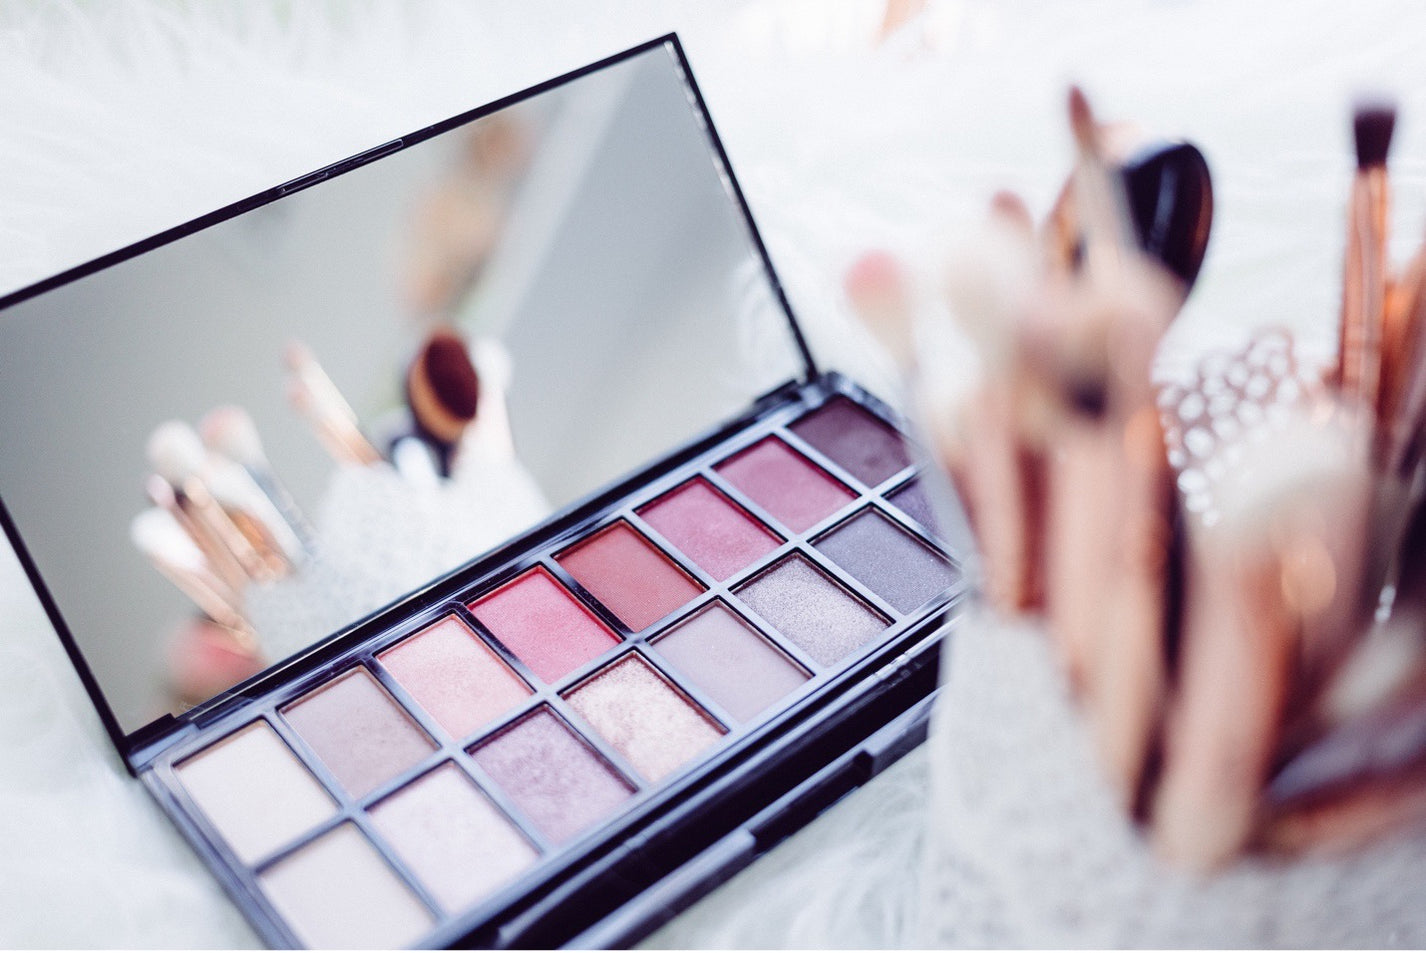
[555,521,704,632]
[470,706,634,845]
[714,436,855,534]
[469,568,620,684]
[637,478,780,581]
[378,616,530,741]
[282,667,435,798]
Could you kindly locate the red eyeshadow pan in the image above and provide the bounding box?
[714,436,855,533]
[469,568,620,684]
[555,521,704,632]
[637,478,780,581]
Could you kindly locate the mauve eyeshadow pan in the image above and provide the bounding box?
[556,521,703,632]
[735,554,888,667]
[469,568,620,684]
[283,667,435,798]
[714,436,855,534]
[638,478,780,581]
[789,397,912,487]
[564,654,723,782]
[815,508,958,614]
[888,479,939,534]
[378,615,530,741]
[654,602,809,723]
[471,706,634,845]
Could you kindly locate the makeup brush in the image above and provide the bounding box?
[1337,100,1396,431]
[403,326,480,478]
[148,420,274,584]
[130,507,253,642]
[1382,234,1426,478]
[146,469,248,595]
[200,405,313,552]
[284,341,384,466]
[1151,411,1371,869]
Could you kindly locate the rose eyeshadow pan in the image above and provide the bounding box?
[555,521,704,632]
[637,477,780,581]
[282,667,435,798]
[815,508,958,614]
[564,654,724,783]
[788,396,912,487]
[378,615,531,741]
[735,554,889,667]
[470,706,635,845]
[468,568,621,684]
[714,436,854,533]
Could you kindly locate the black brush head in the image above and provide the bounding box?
[1354,100,1396,169]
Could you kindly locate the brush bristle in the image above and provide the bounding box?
[200,405,265,468]
[1068,85,1097,154]
[130,507,205,569]
[1354,100,1396,169]
[147,420,207,486]
[415,330,479,422]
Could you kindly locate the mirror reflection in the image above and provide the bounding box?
[0,44,802,734]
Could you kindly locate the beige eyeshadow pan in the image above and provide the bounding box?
[258,822,433,949]
[175,720,335,865]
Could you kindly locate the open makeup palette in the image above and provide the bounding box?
[0,36,968,948]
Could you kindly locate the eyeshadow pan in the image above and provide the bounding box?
[283,667,435,798]
[469,568,620,684]
[789,396,912,487]
[378,615,530,741]
[887,479,939,534]
[714,436,854,534]
[735,554,888,667]
[258,823,433,949]
[565,654,723,783]
[176,721,335,865]
[370,763,537,914]
[555,521,704,632]
[638,478,780,581]
[816,508,958,614]
[654,602,809,723]
[471,707,634,845]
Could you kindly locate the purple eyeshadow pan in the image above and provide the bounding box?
[788,397,912,487]
[887,479,940,534]
[815,508,957,614]
[714,436,854,534]
[470,706,634,845]
[282,667,435,798]
[735,554,888,667]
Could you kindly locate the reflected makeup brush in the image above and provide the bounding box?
[1382,234,1426,477]
[1337,100,1396,430]
[403,327,480,478]
[146,472,248,595]
[200,405,314,552]
[148,421,272,584]
[284,341,384,466]
[130,507,253,643]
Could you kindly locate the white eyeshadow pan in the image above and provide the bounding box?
[258,823,434,949]
[370,763,538,914]
[175,720,335,865]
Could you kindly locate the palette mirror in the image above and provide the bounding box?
[0,42,812,738]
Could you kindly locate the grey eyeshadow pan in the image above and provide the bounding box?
[815,508,957,614]
[734,554,888,667]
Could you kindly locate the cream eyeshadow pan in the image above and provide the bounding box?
[164,395,958,946]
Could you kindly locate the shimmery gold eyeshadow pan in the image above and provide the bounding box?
[1,36,969,951]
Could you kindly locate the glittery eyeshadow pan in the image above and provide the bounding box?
[714,436,855,533]
[470,707,635,845]
[564,654,723,783]
[734,554,889,667]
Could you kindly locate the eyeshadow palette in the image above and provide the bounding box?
[146,386,961,946]
[0,34,969,949]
